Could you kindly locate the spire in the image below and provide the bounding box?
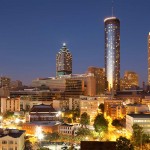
[112,0,114,16]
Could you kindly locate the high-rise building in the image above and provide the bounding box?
[148,33,150,85]
[104,17,120,92]
[121,71,139,90]
[56,43,72,77]
[87,66,105,94]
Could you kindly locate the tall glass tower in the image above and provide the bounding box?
[104,17,120,92]
[56,43,72,77]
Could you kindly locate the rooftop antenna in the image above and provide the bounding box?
[112,0,114,16]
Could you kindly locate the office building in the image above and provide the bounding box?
[126,114,150,134]
[121,71,139,90]
[32,73,96,97]
[87,67,105,94]
[104,17,120,92]
[56,43,72,77]
[53,99,69,111]
[80,96,99,122]
[126,104,149,114]
[104,99,126,119]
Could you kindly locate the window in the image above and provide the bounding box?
[2,140,7,144]
[9,148,13,150]
[9,141,13,144]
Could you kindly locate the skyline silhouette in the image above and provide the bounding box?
[0,0,149,86]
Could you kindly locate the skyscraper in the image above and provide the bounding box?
[148,33,150,85]
[104,17,120,92]
[56,43,72,77]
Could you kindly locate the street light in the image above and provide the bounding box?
[56,111,62,120]
[15,118,20,124]
[35,126,44,147]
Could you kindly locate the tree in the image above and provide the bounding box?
[131,123,150,149]
[112,119,122,127]
[131,123,143,147]
[67,118,72,123]
[45,132,59,141]
[116,136,134,150]
[80,112,90,128]
[76,127,91,136]
[99,103,104,113]
[93,114,108,132]
[3,111,14,119]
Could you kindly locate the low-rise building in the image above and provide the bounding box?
[69,98,80,110]
[0,129,25,150]
[29,104,58,122]
[58,123,80,136]
[80,96,99,122]
[126,104,149,114]
[53,99,69,111]
[126,114,150,134]
[22,121,60,135]
[0,97,20,114]
[108,105,126,119]
[116,90,143,104]
[104,99,126,119]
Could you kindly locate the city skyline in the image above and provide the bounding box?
[0,0,149,85]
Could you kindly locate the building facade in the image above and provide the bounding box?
[0,97,20,114]
[29,104,58,122]
[87,67,105,94]
[58,123,80,136]
[80,96,99,122]
[56,43,72,77]
[104,17,120,92]
[126,114,150,134]
[104,99,126,119]
[0,129,25,150]
[121,71,139,90]
[0,76,11,88]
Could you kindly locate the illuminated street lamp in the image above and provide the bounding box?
[35,126,44,147]
[85,137,89,141]
[15,118,20,124]
[56,111,62,120]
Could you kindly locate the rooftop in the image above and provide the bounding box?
[0,129,25,138]
[24,121,61,126]
[30,103,56,113]
[104,17,117,22]
[127,114,150,118]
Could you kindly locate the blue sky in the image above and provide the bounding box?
[0,0,149,85]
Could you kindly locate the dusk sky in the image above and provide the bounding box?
[0,0,149,85]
